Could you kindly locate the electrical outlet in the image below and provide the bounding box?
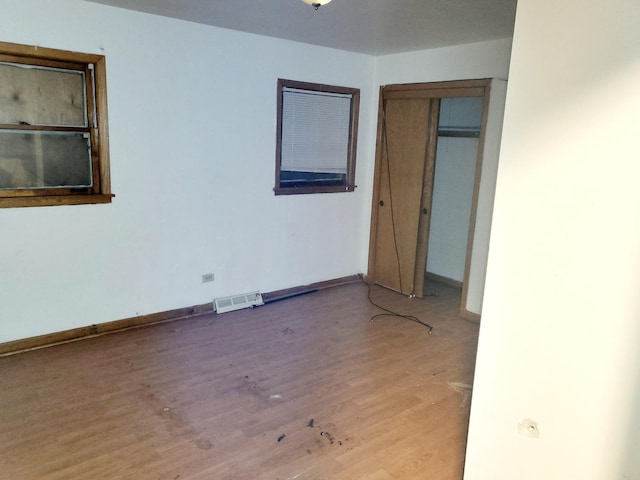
[201,273,215,283]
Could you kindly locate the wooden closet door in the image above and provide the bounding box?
[369,94,438,296]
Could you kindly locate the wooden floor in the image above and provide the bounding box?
[0,280,479,480]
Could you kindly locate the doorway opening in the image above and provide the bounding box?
[425,96,483,292]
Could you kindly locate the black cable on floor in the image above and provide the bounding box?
[360,277,434,333]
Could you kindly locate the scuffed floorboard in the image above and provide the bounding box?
[0,280,479,479]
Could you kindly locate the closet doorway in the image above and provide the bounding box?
[367,79,491,317]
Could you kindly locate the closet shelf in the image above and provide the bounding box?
[437,126,480,138]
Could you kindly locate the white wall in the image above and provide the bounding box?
[0,2,513,343]
[466,79,508,313]
[375,41,511,313]
[375,39,511,86]
[427,137,479,282]
[427,97,484,283]
[0,0,376,343]
[465,1,640,479]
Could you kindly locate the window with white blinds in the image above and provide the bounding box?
[275,79,359,195]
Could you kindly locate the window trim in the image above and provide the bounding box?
[0,41,112,208]
[274,79,359,195]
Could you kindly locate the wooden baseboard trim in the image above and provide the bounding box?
[0,275,362,357]
[0,302,214,357]
[425,271,463,288]
[262,274,361,303]
[459,307,481,324]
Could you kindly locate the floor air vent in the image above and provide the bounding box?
[214,291,264,314]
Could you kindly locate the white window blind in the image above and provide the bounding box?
[281,87,352,174]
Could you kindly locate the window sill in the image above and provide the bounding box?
[0,194,114,209]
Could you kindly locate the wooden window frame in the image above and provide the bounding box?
[274,79,359,195]
[0,41,112,208]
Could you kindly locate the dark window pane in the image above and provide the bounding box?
[279,170,346,188]
[0,131,92,189]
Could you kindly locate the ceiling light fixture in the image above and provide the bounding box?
[302,0,332,11]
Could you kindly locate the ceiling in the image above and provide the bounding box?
[84,0,517,56]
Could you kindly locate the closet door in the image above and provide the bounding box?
[368,91,438,296]
[368,80,491,315]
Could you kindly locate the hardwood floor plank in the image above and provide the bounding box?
[0,281,478,479]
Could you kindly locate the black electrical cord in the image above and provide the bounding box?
[360,276,434,333]
[380,98,405,294]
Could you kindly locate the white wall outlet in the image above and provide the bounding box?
[201,273,215,283]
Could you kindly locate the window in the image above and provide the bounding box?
[0,41,112,208]
[275,79,359,195]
